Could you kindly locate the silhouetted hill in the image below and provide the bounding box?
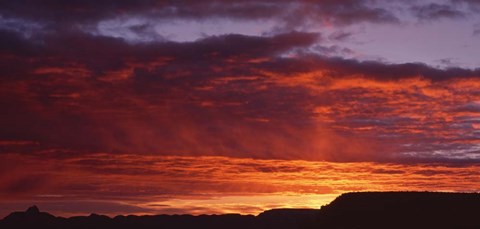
[2,192,480,229]
[317,192,480,229]
[0,206,317,229]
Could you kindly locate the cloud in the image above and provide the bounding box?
[309,58,480,81]
[2,1,477,44]
[411,3,465,20]
[0,0,400,36]
[2,1,476,48]
[1,153,480,217]
[2,0,480,219]
[473,23,480,36]
[328,31,353,41]
[453,102,480,113]
[452,0,480,12]
[2,25,480,162]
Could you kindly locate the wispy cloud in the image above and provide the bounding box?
[1,153,479,217]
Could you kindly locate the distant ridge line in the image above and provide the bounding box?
[2,191,480,229]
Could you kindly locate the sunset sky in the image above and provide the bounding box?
[1,0,480,217]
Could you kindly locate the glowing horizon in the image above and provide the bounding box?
[2,153,480,217]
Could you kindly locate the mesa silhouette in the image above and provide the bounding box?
[2,192,480,229]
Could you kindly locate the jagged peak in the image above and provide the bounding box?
[26,205,40,214]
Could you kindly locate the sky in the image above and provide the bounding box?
[1,0,480,217]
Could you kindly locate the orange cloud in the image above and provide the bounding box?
[2,29,480,162]
[1,152,479,217]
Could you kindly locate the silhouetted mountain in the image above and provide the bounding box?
[0,207,317,229]
[316,192,480,229]
[257,209,318,228]
[1,205,59,228]
[2,192,480,229]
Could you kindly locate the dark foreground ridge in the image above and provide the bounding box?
[2,192,480,229]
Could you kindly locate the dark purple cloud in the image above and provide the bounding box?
[0,0,399,28]
[411,3,465,20]
[1,1,480,163]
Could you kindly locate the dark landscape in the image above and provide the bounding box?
[2,192,480,229]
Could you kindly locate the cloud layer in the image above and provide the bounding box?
[1,153,479,217]
[1,24,480,161]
